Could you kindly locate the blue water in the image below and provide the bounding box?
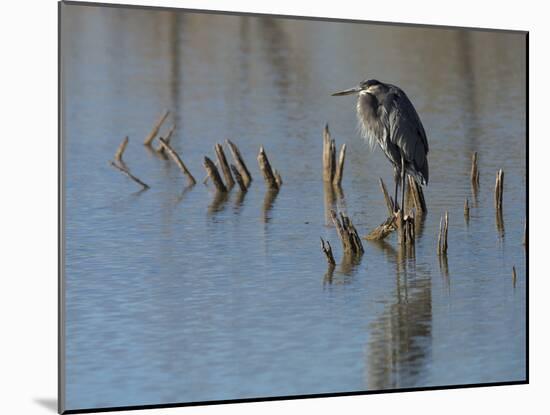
[61,4,526,411]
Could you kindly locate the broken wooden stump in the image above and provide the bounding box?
[330,209,363,255]
[495,168,504,211]
[156,124,176,156]
[144,110,170,146]
[365,215,396,241]
[226,139,252,187]
[203,156,227,193]
[320,237,336,266]
[471,151,480,187]
[215,143,235,189]
[323,124,335,183]
[333,143,346,186]
[230,164,247,192]
[158,137,196,186]
[396,210,415,246]
[437,211,449,255]
[257,146,281,190]
[274,171,283,188]
[322,124,347,186]
[115,136,129,164]
[402,211,415,246]
[110,136,149,189]
[365,179,400,241]
[407,175,427,214]
[110,161,149,190]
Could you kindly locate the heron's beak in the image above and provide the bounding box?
[331,86,361,96]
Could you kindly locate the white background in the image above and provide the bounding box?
[0,0,544,414]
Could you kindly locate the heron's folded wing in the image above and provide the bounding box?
[383,89,429,184]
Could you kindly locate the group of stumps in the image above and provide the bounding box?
[319,123,425,267]
[319,126,523,287]
[109,109,283,197]
[109,110,523,286]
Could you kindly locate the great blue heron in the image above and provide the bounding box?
[332,79,429,214]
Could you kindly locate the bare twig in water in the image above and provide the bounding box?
[110,161,149,189]
[512,265,517,288]
[257,146,280,190]
[156,124,176,155]
[158,137,196,186]
[437,211,449,255]
[320,237,336,266]
[226,139,252,187]
[144,110,170,146]
[215,143,235,189]
[230,164,247,192]
[333,143,346,186]
[471,151,480,187]
[114,136,129,164]
[203,156,227,193]
[330,209,363,255]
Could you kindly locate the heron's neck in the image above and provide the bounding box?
[356,92,381,148]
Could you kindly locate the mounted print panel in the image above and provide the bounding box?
[59,1,527,413]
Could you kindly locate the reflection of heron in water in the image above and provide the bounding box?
[364,243,433,389]
[332,80,429,215]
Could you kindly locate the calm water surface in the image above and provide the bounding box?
[61,4,526,410]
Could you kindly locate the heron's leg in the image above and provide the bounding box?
[401,155,406,215]
[393,167,399,212]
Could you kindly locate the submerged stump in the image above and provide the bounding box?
[257,146,281,191]
[158,137,196,186]
[226,139,252,188]
[203,156,227,193]
[144,110,170,146]
[330,209,364,256]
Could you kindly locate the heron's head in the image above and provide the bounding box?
[331,79,385,97]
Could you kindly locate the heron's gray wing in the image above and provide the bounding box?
[381,88,429,184]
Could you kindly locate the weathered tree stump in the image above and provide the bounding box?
[144,110,170,146]
[320,237,336,266]
[471,151,480,187]
[230,164,247,192]
[437,211,449,255]
[330,209,363,255]
[110,161,149,190]
[215,143,235,189]
[156,125,176,155]
[257,146,281,190]
[226,139,252,187]
[158,137,196,186]
[203,156,227,193]
[115,136,129,164]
